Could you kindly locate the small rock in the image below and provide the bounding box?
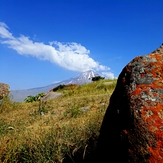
[80,106,91,112]
[8,126,14,130]
[40,111,44,116]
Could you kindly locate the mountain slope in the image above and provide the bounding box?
[61,70,101,85]
[10,70,102,102]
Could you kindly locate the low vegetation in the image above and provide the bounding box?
[0,79,117,163]
[24,92,45,103]
[52,84,66,91]
[91,76,105,81]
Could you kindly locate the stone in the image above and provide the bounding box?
[41,92,62,101]
[80,106,91,112]
[0,83,10,100]
[94,45,163,162]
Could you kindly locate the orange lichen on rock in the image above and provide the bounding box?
[94,44,163,162]
[128,52,163,162]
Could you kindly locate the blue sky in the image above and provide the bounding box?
[0,0,163,90]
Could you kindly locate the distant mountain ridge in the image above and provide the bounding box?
[10,70,102,102]
[60,70,101,85]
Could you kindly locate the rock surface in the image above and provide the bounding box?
[41,92,62,101]
[151,43,163,54]
[0,83,10,100]
[94,45,163,162]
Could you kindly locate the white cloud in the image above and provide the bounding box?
[0,22,115,77]
[101,72,115,79]
[0,22,14,39]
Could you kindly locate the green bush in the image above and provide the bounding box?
[24,92,45,103]
[91,76,105,82]
[52,84,66,91]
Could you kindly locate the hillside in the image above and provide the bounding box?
[10,70,103,102]
[0,79,116,163]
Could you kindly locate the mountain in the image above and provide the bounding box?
[61,70,101,85]
[10,70,102,102]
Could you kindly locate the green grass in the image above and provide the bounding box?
[0,79,117,163]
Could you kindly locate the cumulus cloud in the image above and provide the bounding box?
[0,22,115,78]
[101,72,115,79]
[0,22,14,39]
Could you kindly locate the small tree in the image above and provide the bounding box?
[52,84,65,91]
[91,76,105,82]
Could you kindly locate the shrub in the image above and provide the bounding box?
[52,84,66,91]
[24,92,45,103]
[91,76,105,82]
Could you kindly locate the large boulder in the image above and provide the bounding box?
[94,44,163,162]
[0,83,10,100]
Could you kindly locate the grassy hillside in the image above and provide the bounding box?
[0,79,117,163]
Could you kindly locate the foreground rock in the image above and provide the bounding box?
[41,92,62,101]
[94,44,163,162]
[0,83,10,100]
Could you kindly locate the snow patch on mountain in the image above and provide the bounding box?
[62,70,102,85]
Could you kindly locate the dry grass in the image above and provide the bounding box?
[0,79,116,163]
